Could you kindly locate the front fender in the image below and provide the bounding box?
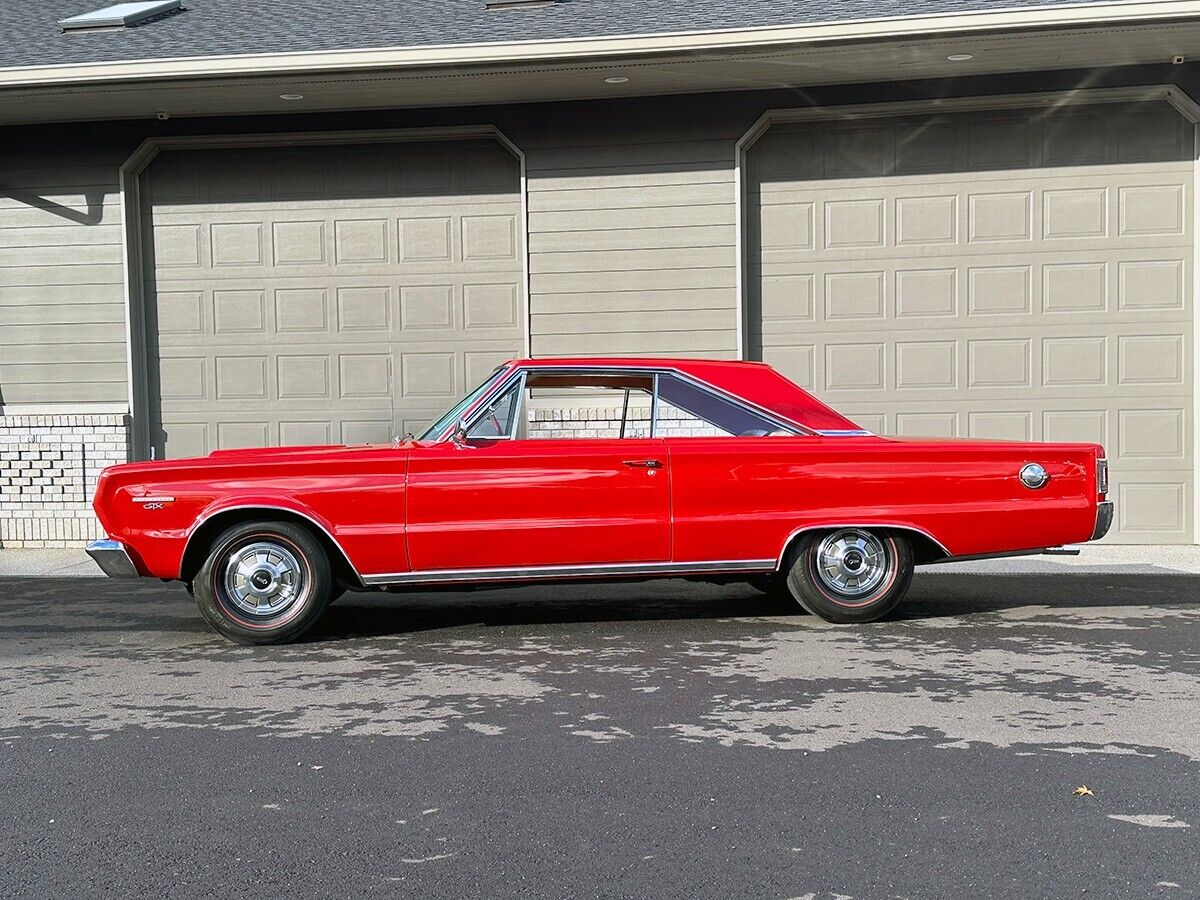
[177,496,350,581]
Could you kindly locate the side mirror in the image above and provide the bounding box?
[451,417,471,448]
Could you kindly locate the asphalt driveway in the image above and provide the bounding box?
[1,569,1199,898]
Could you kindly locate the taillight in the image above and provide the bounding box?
[1097,458,1109,497]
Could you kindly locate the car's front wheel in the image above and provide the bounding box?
[784,528,913,624]
[193,520,333,644]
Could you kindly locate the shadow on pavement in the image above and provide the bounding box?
[311,571,1200,641]
[1,572,1197,643]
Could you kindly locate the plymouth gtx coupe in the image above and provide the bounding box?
[87,358,1112,644]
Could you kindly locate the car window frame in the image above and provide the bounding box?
[464,370,527,440]
[449,365,813,442]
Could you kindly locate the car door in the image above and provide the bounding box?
[405,437,671,572]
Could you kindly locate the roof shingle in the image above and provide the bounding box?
[0,0,1131,70]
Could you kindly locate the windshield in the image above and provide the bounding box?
[418,367,508,441]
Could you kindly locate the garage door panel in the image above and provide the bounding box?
[753,173,1193,269]
[749,102,1194,542]
[760,326,1191,399]
[1118,476,1193,542]
[753,259,1193,335]
[144,140,523,459]
[149,287,523,344]
[148,213,522,280]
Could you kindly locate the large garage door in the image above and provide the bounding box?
[142,139,523,457]
[747,102,1194,543]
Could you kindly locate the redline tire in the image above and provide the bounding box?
[193,520,333,645]
[784,529,913,624]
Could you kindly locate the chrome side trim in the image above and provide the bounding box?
[775,523,953,570]
[814,429,874,437]
[85,539,140,578]
[360,558,776,587]
[183,504,366,587]
[132,495,175,503]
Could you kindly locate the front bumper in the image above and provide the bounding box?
[1091,500,1114,541]
[85,539,140,578]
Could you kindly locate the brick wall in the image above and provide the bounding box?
[528,405,723,438]
[0,415,130,548]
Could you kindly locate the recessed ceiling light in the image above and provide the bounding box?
[604,76,630,84]
[947,53,974,62]
[279,92,305,101]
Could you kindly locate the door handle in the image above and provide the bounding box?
[622,459,664,469]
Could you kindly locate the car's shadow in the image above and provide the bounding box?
[312,580,797,641]
[309,571,1200,641]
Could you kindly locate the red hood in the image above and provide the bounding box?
[206,444,363,460]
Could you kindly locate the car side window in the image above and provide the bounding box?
[655,373,797,437]
[523,384,655,439]
[460,369,799,441]
[466,373,655,440]
[465,379,523,439]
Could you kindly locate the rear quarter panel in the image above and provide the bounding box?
[666,436,1101,562]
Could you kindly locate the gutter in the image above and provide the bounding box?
[0,0,1198,87]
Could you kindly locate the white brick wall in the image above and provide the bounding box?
[0,415,129,548]
[528,405,723,439]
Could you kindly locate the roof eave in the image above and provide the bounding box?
[2,0,1198,88]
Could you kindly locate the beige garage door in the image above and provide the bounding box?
[142,139,524,458]
[747,101,1195,543]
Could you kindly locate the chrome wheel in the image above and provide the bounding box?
[814,529,891,598]
[222,540,306,618]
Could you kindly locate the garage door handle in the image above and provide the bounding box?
[622,459,663,469]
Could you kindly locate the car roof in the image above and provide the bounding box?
[511,357,767,368]
[507,357,863,434]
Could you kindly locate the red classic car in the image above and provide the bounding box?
[87,358,1112,644]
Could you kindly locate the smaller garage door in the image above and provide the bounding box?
[747,101,1194,543]
[142,138,524,457]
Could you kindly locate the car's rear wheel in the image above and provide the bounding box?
[784,528,913,624]
[193,520,332,644]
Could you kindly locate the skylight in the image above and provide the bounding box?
[59,0,182,31]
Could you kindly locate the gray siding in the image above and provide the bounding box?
[516,107,744,359]
[0,139,130,407]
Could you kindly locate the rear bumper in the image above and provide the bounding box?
[1091,500,1114,541]
[85,539,140,578]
